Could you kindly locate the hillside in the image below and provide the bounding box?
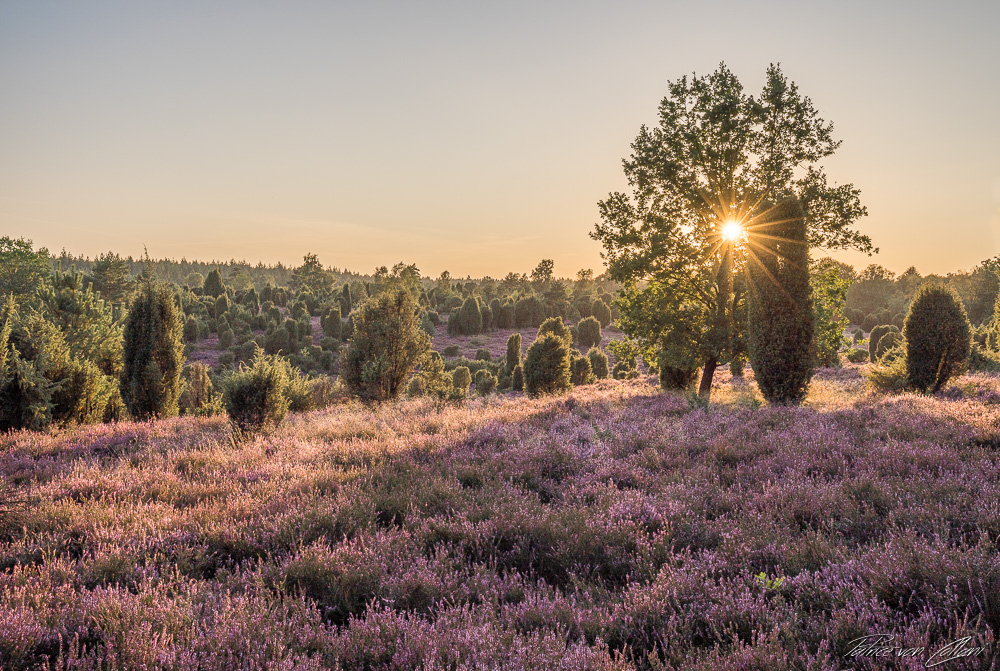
[1,368,999,669]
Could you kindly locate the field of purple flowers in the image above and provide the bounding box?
[1,367,999,670]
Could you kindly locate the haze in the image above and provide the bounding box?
[2,1,998,277]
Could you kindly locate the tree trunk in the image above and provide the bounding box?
[698,357,718,400]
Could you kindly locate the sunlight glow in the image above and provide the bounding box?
[721,220,744,242]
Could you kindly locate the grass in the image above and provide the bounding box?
[1,368,998,669]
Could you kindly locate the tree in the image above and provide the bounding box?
[121,277,185,419]
[810,260,850,367]
[523,334,572,397]
[531,259,554,286]
[292,253,334,295]
[339,288,431,402]
[0,237,50,300]
[90,251,133,302]
[592,63,870,400]
[203,269,226,298]
[904,285,971,393]
[746,199,815,404]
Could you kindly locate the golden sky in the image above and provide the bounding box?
[2,1,998,278]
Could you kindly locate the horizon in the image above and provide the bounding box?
[2,2,998,278]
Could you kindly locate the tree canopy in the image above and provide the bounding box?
[592,63,871,399]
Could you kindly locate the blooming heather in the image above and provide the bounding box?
[0,368,998,668]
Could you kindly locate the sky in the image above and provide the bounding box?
[1,1,998,279]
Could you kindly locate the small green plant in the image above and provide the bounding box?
[755,572,785,591]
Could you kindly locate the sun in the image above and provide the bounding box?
[721,219,744,242]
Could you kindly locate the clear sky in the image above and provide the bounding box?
[2,1,998,278]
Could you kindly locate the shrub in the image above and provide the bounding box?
[570,355,595,386]
[291,301,309,320]
[523,334,572,397]
[904,285,971,393]
[658,362,697,391]
[443,344,461,357]
[121,278,185,420]
[512,363,524,392]
[475,348,492,362]
[497,302,517,329]
[875,331,903,361]
[448,297,483,336]
[861,313,878,332]
[452,366,472,398]
[592,299,612,328]
[587,347,610,380]
[505,333,522,376]
[203,269,226,298]
[218,327,235,350]
[265,327,290,354]
[480,304,493,331]
[866,350,908,392]
[746,198,814,405]
[577,316,602,348]
[868,324,898,360]
[323,306,342,340]
[474,369,497,395]
[183,316,199,343]
[214,294,230,320]
[852,329,864,343]
[612,361,639,380]
[223,349,292,431]
[847,348,869,363]
[179,363,223,416]
[514,296,546,327]
[537,316,571,344]
[409,351,452,400]
[969,343,1000,373]
[730,353,747,377]
[340,288,431,402]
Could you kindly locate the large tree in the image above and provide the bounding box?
[592,63,871,399]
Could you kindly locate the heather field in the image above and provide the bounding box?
[1,368,999,670]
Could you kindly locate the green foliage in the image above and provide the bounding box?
[340,288,431,402]
[587,347,610,380]
[203,269,226,298]
[514,296,546,328]
[577,316,602,348]
[448,297,483,336]
[183,316,199,343]
[512,364,524,392]
[474,369,497,396]
[875,331,903,361]
[593,64,869,402]
[218,327,235,350]
[868,325,899,361]
[90,251,133,302]
[0,237,50,299]
[866,349,909,392]
[452,366,472,398]
[214,294,230,320]
[121,278,185,420]
[265,327,289,354]
[904,285,971,393]
[657,348,698,391]
[322,305,342,340]
[968,343,1000,373]
[475,348,492,362]
[292,253,334,295]
[223,350,292,431]
[442,344,460,358]
[409,351,452,401]
[570,355,595,386]
[810,263,849,367]
[505,333,522,376]
[591,300,612,329]
[179,363,223,416]
[537,317,571,344]
[846,348,869,363]
[523,334,572,397]
[747,199,815,405]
